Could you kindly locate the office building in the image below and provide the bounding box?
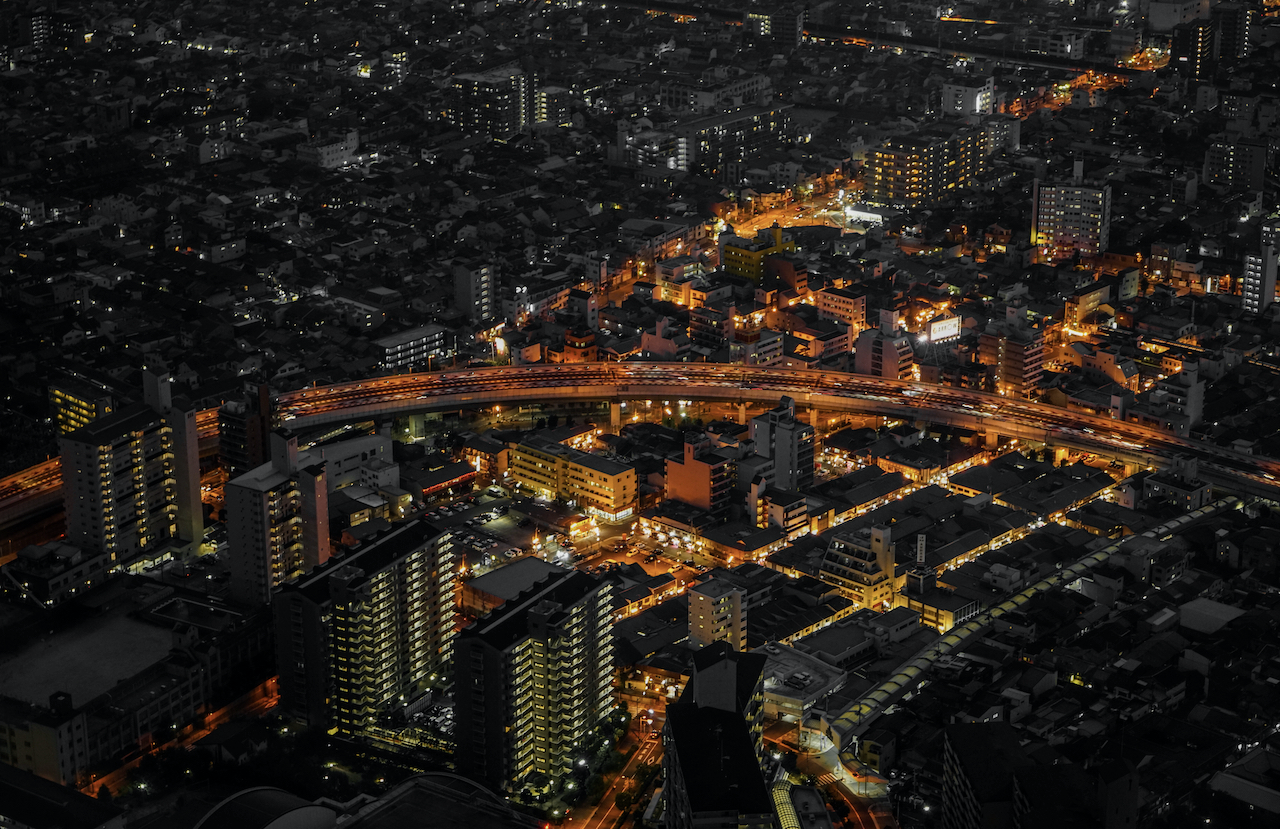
[219,385,272,479]
[688,578,747,651]
[449,67,533,137]
[508,435,636,521]
[749,396,814,491]
[854,309,915,380]
[453,258,497,324]
[666,435,738,515]
[453,570,614,791]
[866,124,984,208]
[227,431,329,606]
[274,521,458,735]
[663,643,771,829]
[1031,164,1112,261]
[59,372,200,561]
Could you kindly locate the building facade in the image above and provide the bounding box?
[749,397,815,491]
[59,372,200,562]
[1031,175,1112,262]
[227,431,329,606]
[453,570,614,791]
[508,435,636,521]
[274,521,458,735]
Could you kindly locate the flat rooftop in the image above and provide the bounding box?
[0,604,173,707]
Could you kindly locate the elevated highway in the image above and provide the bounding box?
[3,364,1278,542]
[277,363,1280,493]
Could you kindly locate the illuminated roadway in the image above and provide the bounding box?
[3,364,1278,536]
[276,363,1280,494]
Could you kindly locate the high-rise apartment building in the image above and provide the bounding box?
[979,317,1049,398]
[449,67,533,137]
[866,124,984,208]
[218,385,272,479]
[1202,137,1268,192]
[1031,164,1112,262]
[273,520,458,735]
[1171,18,1217,80]
[59,372,200,561]
[227,431,329,606]
[854,309,916,380]
[453,570,614,791]
[749,396,814,491]
[453,258,496,324]
[1213,2,1253,62]
[663,643,771,829]
[688,578,747,651]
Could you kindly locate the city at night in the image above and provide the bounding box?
[2,1,1280,828]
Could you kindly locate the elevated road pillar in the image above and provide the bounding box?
[610,401,621,431]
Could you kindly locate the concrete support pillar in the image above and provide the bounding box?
[737,402,747,425]
[610,401,621,431]
[809,407,821,429]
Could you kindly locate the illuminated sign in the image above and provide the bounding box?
[929,316,961,342]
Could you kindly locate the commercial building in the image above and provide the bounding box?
[273,520,458,735]
[815,286,868,331]
[750,397,814,491]
[1202,136,1268,192]
[508,435,636,521]
[226,431,329,607]
[59,372,200,562]
[453,570,614,791]
[819,525,897,610]
[866,124,984,208]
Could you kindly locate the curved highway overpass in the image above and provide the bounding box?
[276,363,1280,493]
[3,364,1278,537]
